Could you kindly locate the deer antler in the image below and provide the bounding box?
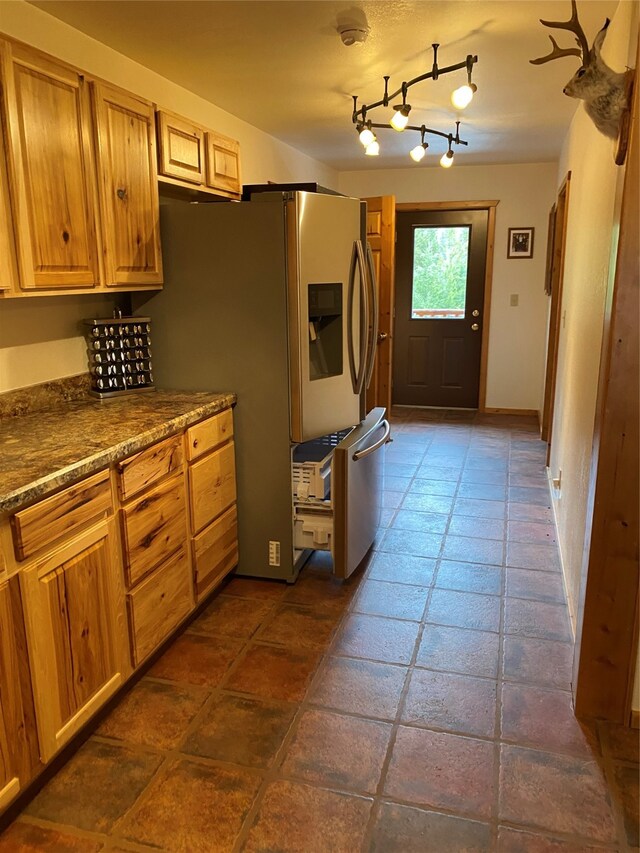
[530,0,590,66]
[530,34,583,65]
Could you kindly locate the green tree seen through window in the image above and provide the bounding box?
[411,226,470,317]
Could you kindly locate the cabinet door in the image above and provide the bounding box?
[92,82,163,287]
[20,519,130,762]
[205,130,241,198]
[156,110,204,185]
[0,42,100,290]
[0,577,39,809]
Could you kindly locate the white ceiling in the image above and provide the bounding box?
[28,0,619,171]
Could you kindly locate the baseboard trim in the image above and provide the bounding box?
[482,407,539,419]
[546,466,577,642]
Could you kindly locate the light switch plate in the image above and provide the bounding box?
[510,293,519,307]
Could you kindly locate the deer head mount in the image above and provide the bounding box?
[530,0,629,140]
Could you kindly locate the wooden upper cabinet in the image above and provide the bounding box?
[0,41,100,290]
[91,82,163,287]
[156,110,205,185]
[205,130,241,198]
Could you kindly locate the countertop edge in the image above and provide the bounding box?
[0,392,236,517]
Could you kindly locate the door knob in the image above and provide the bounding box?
[472,309,480,317]
[377,332,389,343]
[471,323,479,331]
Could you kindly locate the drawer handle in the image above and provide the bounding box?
[193,439,199,448]
[117,188,127,201]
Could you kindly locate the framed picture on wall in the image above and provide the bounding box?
[507,227,535,259]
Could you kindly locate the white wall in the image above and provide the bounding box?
[339,163,557,411]
[0,0,338,393]
[548,1,637,633]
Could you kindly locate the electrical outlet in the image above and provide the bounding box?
[510,293,519,307]
[268,540,281,567]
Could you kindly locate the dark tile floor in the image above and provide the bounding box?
[2,408,638,852]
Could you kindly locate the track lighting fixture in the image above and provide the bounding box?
[409,127,428,162]
[351,46,478,165]
[357,124,375,146]
[440,135,455,168]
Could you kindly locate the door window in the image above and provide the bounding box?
[411,226,470,319]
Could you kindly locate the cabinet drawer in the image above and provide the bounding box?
[189,441,236,534]
[12,470,112,561]
[117,434,183,501]
[193,504,238,599]
[120,474,187,588]
[127,547,192,665]
[186,409,233,462]
[156,110,205,185]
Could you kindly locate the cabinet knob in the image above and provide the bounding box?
[117,188,127,200]
[193,439,199,448]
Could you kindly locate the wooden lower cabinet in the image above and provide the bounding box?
[19,518,130,762]
[0,576,39,809]
[0,404,238,811]
[186,411,239,598]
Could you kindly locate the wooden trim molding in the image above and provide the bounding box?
[396,200,500,212]
[483,407,539,419]
[541,173,572,446]
[478,205,496,412]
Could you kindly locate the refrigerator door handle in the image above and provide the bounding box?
[364,242,379,391]
[352,418,390,461]
[354,240,369,395]
[347,241,358,392]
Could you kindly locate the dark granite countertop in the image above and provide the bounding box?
[0,390,236,516]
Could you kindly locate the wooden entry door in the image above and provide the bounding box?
[393,208,489,408]
[363,196,395,414]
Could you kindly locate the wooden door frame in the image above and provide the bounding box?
[363,195,395,416]
[395,200,499,411]
[541,173,572,449]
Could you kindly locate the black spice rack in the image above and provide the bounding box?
[84,316,155,398]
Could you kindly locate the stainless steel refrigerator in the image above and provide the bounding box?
[137,188,388,581]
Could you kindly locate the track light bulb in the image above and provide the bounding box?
[440,150,454,168]
[451,83,476,110]
[409,143,427,162]
[365,139,380,156]
[359,126,375,146]
[390,105,411,131]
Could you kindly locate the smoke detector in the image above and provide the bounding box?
[338,25,369,46]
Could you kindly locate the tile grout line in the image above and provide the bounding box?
[489,421,511,849]
[358,419,438,851]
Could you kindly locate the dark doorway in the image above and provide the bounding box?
[393,208,489,408]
